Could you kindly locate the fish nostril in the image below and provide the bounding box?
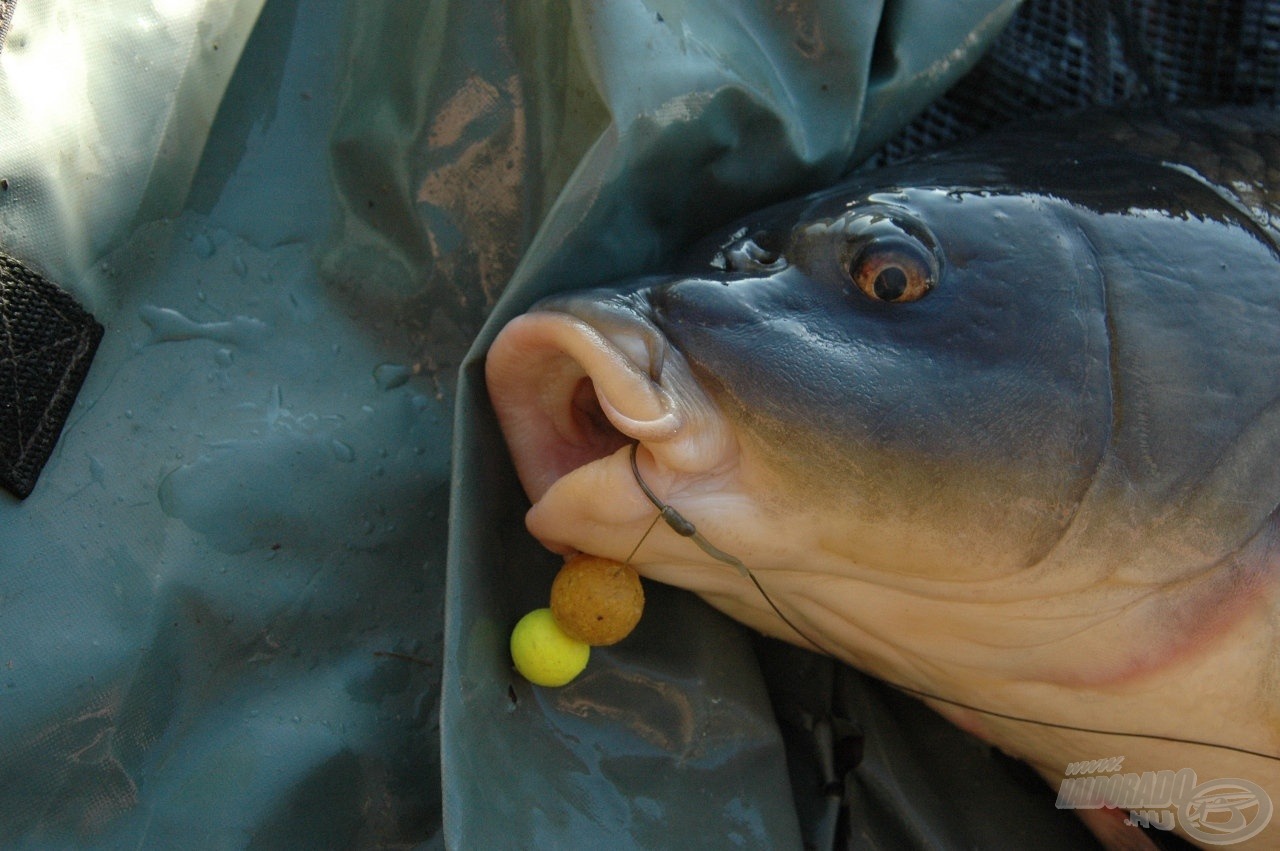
[723,236,788,273]
[746,240,781,265]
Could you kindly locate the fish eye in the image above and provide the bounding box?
[835,211,939,304]
[818,210,942,302]
[848,241,935,303]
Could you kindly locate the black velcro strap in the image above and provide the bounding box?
[1,253,103,498]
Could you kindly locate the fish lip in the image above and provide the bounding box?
[486,291,724,504]
[531,291,672,386]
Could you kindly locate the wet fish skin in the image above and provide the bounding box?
[640,108,1280,583]
[486,107,1280,850]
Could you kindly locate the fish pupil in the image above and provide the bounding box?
[874,266,908,301]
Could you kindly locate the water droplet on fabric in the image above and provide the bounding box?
[192,233,215,259]
[373,363,412,391]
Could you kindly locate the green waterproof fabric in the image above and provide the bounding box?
[0,0,1109,848]
[438,2,1051,850]
[1,3,447,847]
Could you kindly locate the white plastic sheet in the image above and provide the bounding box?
[0,0,265,298]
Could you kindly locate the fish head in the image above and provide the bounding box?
[486,172,1113,623]
[486,115,1280,839]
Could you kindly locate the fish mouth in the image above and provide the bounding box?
[485,291,732,508]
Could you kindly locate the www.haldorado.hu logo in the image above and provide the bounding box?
[1056,757,1273,845]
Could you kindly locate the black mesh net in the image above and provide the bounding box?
[870,0,1280,167]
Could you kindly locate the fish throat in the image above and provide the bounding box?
[623,441,1280,766]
